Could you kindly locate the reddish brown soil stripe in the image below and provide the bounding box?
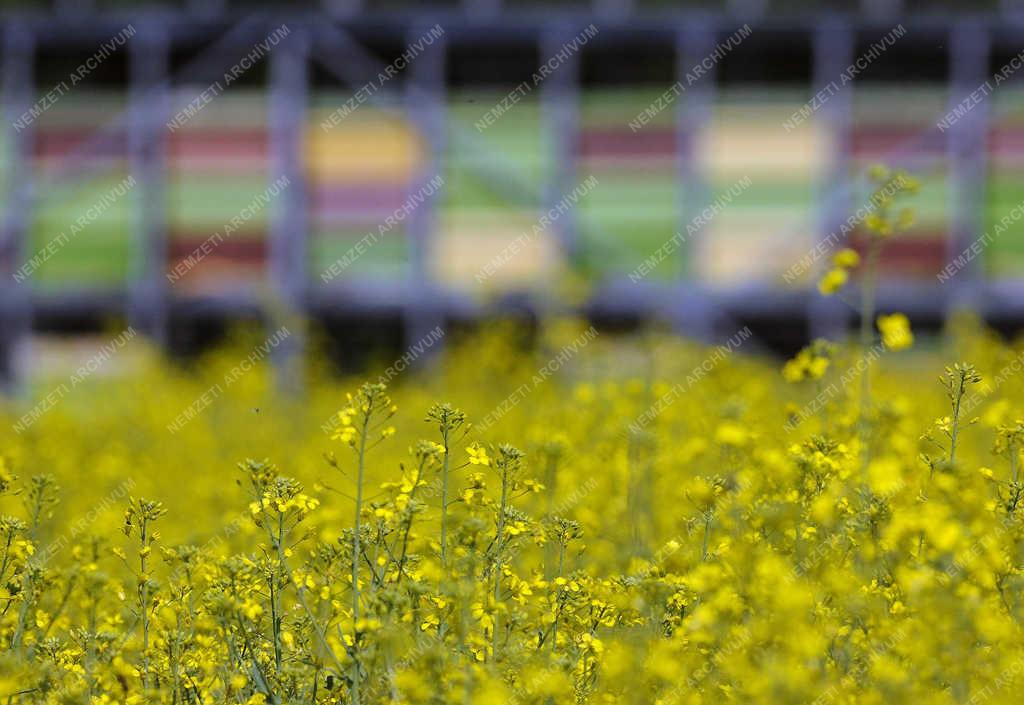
[577,128,677,158]
[850,128,944,156]
[987,127,1024,153]
[848,232,950,272]
[168,130,269,158]
[32,128,270,159]
[34,131,127,158]
[310,185,412,214]
[167,234,267,266]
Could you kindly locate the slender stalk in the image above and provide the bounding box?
[140,518,150,690]
[10,576,32,649]
[492,464,510,658]
[948,370,969,467]
[86,588,97,699]
[0,533,14,587]
[396,460,426,579]
[351,411,371,705]
[549,599,561,656]
[1012,442,1020,485]
[701,511,713,562]
[550,543,566,655]
[11,486,49,651]
[946,365,980,467]
[544,454,558,578]
[271,530,344,678]
[440,427,450,568]
[270,515,284,672]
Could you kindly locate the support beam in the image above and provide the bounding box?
[321,0,363,18]
[128,21,170,345]
[403,24,448,361]
[54,0,94,14]
[268,23,310,392]
[592,0,633,21]
[946,21,990,311]
[861,0,904,21]
[187,0,227,16]
[726,0,768,21]
[673,19,717,342]
[808,17,855,342]
[464,0,502,20]
[540,26,583,269]
[1,24,35,394]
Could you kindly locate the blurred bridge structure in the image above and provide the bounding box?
[1,0,1024,389]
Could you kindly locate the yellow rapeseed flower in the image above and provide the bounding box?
[877,312,914,350]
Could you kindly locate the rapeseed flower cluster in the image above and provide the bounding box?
[0,313,1022,704]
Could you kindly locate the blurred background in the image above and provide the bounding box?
[0,0,1022,387]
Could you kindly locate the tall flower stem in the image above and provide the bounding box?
[140,517,150,690]
[426,404,466,571]
[949,377,965,466]
[492,462,509,659]
[351,410,370,705]
[440,426,450,568]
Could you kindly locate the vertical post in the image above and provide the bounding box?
[674,19,717,341]
[999,0,1024,16]
[321,0,363,17]
[592,0,632,20]
[946,22,989,310]
[404,24,447,359]
[187,0,227,16]
[464,0,501,19]
[808,17,855,342]
[725,0,767,20]
[128,21,170,345]
[268,23,309,392]
[861,0,904,20]
[1,24,35,394]
[55,0,95,13]
[540,26,582,268]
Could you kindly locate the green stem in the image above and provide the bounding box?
[270,515,284,672]
[440,428,450,568]
[10,574,32,649]
[396,461,425,580]
[492,466,509,659]
[351,412,371,705]
[548,542,567,655]
[140,518,150,690]
[950,377,964,466]
[701,511,713,562]
[272,530,345,678]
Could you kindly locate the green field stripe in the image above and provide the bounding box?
[578,204,679,224]
[704,180,815,207]
[26,172,136,286]
[852,86,949,122]
[167,177,275,228]
[441,167,544,209]
[32,93,127,128]
[982,178,1024,260]
[24,241,132,287]
[580,89,679,128]
[310,228,410,279]
[32,177,136,224]
[448,93,543,125]
[578,225,688,280]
